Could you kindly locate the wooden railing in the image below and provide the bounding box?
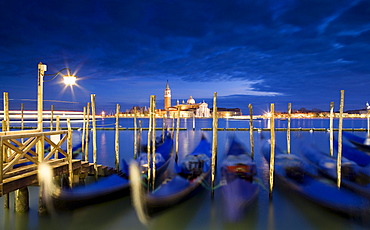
[0,129,72,184]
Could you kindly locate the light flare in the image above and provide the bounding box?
[38,162,56,214]
[63,75,77,85]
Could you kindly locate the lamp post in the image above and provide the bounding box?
[37,62,77,131]
[36,62,77,160]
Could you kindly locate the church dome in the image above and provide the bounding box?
[187,96,195,104]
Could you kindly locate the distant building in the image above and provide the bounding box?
[162,82,211,118]
[164,80,171,110]
[196,102,211,117]
[122,82,242,118]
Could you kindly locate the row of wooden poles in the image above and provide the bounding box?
[121,90,349,197]
[131,93,220,194]
[268,90,350,197]
[1,89,358,198]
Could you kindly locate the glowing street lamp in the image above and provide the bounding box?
[63,75,77,86]
[37,62,77,131]
[37,62,77,161]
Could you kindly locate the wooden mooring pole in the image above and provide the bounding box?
[3,92,9,131]
[91,94,98,180]
[67,118,73,187]
[115,104,120,172]
[85,102,90,162]
[54,116,60,159]
[81,106,86,161]
[147,96,154,189]
[287,103,291,154]
[337,90,344,188]
[192,113,195,130]
[50,105,54,131]
[2,119,10,209]
[175,107,180,158]
[138,120,142,159]
[134,107,138,159]
[15,187,29,212]
[21,103,24,131]
[172,116,175,133]
[329,102,334,157]
[151,96,157,190]
[248,104,254,159]
[269,103,275,197]
[211,92,218,198]
[3,93,10,209]
[162,114,166,141]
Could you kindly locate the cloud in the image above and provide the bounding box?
[1,0,370,112]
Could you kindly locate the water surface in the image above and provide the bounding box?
[1,118,369,230]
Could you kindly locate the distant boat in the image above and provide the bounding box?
[342,132,370,154]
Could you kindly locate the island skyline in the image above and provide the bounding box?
[1,1,369,115]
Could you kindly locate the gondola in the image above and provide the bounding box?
[221,136,258,222]
[262,139,370,216]
[301,143,370,198]
[343,131,370,154]
[334,139,370,167]
[52,133,174,210]
[132,134,212,217]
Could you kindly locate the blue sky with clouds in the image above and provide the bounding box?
[1,0,369,115]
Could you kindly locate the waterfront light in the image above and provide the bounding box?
[63,75,77,85]
[264,112,272,118]
[37,62,77,158]
[38,62,77,131]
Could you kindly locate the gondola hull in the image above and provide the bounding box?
[262,140,370,216]
[301,144,370,198]
[343,132,370,154]
[53,134,173,210]
[53,174,130,210]
[221,137,259,221]
[146,173,209,215]
[142,135,212,216]
[222,177,258,221]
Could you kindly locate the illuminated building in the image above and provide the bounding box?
[164,80,171,110]
[162,82,210,118]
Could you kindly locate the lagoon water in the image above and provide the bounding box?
[1,118,370,230]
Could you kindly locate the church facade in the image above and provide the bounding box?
[161,82,211,118]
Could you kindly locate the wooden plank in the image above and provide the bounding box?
[49,160,82,175]
[0,129,40,136]
[3,159,66,179]
[1,159,82,195]
[0,130,67,140]
[1,158,116,196]
[2,171,39,194]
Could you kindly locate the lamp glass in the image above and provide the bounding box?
[63,75,77,85]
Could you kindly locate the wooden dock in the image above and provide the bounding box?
[0,158,115,196]
[0,128,116,213]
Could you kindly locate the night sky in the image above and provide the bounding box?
[1,0,369,115]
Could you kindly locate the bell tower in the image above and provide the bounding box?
[164,80,171,110]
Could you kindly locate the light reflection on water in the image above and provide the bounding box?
[1,118,370,230]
